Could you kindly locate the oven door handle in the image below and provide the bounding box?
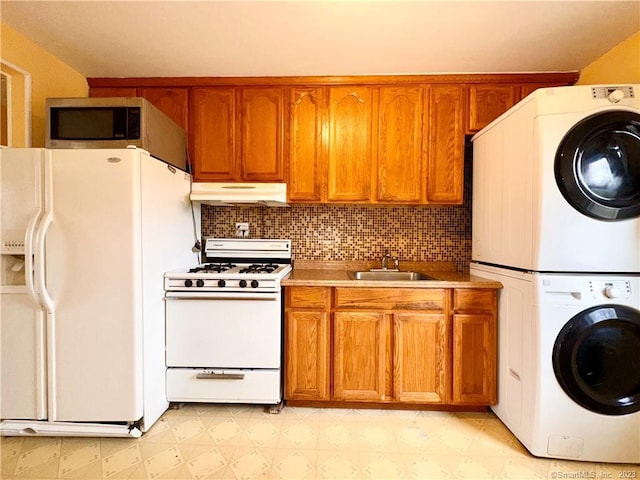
[196,372,245,380]
[165,294,278,301]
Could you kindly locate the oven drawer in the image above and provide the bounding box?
[166,368,281,404]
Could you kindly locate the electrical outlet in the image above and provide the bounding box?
[235,222,249,238]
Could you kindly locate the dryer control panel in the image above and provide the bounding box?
[591,85,635,102]
[588,280,632,299]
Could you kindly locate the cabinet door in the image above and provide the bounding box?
[393,313,449,403]
[138,87,189,130]
[518,83,567,100]
[426,85,465,204]
[89,87,137,97]
[334,311,387,401]
[452,289,497,404]
[190,87,237,181]
[452,312,497,404]
[239,87,285,181]
[376,86,425,203]
[327,87,375,202]
[468,85,517,132]
[288,87,327,202]
[285,310,330,401]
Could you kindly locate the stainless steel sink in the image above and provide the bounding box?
[348,270,436,281]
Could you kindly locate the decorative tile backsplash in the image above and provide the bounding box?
[201,159,473,271]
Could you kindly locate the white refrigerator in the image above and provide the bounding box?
[0,147,199,437]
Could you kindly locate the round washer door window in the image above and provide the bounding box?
[553,304,640,415]
[555,111,640,221]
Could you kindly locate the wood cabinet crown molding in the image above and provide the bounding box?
[88,72,579,88]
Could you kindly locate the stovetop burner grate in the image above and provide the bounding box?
[239,263,280,274]
[188,263,236,274]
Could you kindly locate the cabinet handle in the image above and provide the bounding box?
[196,372,245,380]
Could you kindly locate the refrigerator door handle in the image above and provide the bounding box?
[34,211,54,314]
[24,211,42,307]
[35,152,55,314]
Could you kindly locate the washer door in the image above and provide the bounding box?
[553,304,640,415]
[555,111,640,221]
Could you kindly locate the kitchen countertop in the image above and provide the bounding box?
[282,261,502,289]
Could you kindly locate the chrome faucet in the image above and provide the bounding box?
[381,251,392,269]
[381,251,400,270]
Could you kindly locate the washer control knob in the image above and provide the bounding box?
[604,286,621,298]
[251,280,259,288]
[217,279,226,288]
[239,279,247,288]
[196,279,205,287]
[184,279,193,287]
[608,89,625,103]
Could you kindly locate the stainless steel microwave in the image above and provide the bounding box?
[45,97,188,172]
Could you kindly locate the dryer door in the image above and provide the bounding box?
[555,110,640,220]
[553,304,640,415]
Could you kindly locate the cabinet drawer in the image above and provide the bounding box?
[454,289,497,312]
[335,288,446,310]
[166,368,281,404]
[287,287,331,309]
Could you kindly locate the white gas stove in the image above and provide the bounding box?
[163,238,291,408]
[164,238,291,294]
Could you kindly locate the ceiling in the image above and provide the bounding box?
[2,1,639,78]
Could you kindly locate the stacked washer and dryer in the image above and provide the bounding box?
[470,84,640,463]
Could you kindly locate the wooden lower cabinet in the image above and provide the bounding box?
[334,311,388,401]
[285,286,496,408]
[393,312,449,403]
[284,287,331,401]
[451,289,498,405]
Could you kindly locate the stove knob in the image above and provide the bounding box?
[184,279,193,287]
[217,279,226,288]
[251,280,259,288]
[196,279,205,287]
[239,279,247,288]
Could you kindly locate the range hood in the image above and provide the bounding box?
[190,182,289,207]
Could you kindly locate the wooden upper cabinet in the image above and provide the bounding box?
[518,82,568,100]
[427,85,465,204]
[88,74,577,198]
[238,87,285,182]
[468,84,518,132]
[90,87,189,131]
[138,87,189,130]
[89,87,137,97]
[327,87,375,202]
[376,86,425,203]
[190,87,236,181]
[288,87,327,202]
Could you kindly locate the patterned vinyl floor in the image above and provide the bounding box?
[1,404,638,479]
